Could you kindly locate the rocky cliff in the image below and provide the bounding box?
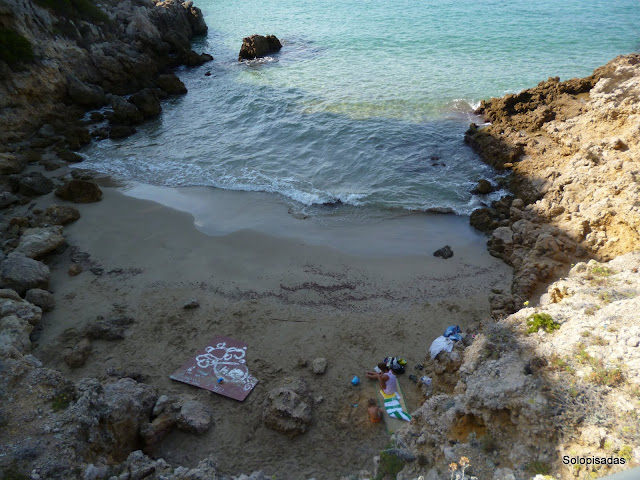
[394,253,640,480]
[465,54,640,316]
[0,0,209,146]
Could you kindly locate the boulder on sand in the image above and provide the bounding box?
[0,253,50,295]
[238,34,282,61]
[262,377,312,436]
[55,180,103,203]
[14,226,65,259]
[433,245,454,259]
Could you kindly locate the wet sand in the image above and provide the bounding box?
[34,185,511,479]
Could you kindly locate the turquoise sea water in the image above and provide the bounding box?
[81,0,639,215]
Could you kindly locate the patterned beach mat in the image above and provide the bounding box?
[170,336,258,402]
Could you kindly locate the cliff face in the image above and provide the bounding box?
[396,253,640,480]
[465,54,640,315]
[0,0,208,144]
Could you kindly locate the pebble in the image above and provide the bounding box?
[312,357,327,374]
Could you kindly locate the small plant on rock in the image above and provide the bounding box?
[618,445,633,461]
[526,313,560,334]
[0,28,34,65]
[525,460,551,475]
[591,335,609,346]
[51,392,71,412]
[375,443,405,480]
[590,265,616,277]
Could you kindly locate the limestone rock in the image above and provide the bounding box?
[66,76,106,108]
[0,153,25,175]
[0,191,19,208]
[470,207,497,234]
[627,337,640,348]
[63,337,92,368]
[238,34,282,61]
[156,73,187,95]
[14,226,65,259]
[14,172,54,197]
[33,205,80,226]
[0,253,50,295]
[68,264,83,276]
[183,298,199,309]
[433,245,454,259]
[55,180,103,203]
[110,95,144,125]
[86,316,134,340]
[0,315,33,353]
[93,378,157,461]
[25,288,55,312]
[262,377,312,436]
[0,292,42,325]
[129,88,162,118]
[471,179,494,195]
[176,400,212,434]
[312,357,327,374]
[181,50,213,67]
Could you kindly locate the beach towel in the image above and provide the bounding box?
[380,390,411,422]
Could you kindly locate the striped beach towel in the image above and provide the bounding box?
[380,390,411,422]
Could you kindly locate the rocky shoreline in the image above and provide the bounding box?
[465,53,640,317]
[0,1,273,478]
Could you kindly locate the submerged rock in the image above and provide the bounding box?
[238,34,282,61]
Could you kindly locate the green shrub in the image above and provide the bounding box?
[525,461,551,475]
[526,313,560,334]
[51,392,72,412]
[375,445,405,480]
[590,265,616,277]
[618,445,633,461]
[0,28,34,65]
[2,468,30,480]
[588,361,624,387]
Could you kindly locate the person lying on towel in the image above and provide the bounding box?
[366,362,398,396]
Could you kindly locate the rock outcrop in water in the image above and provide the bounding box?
[465,54,640,315]
[238,34,283,61]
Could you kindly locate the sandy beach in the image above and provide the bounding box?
[28,184,511,479]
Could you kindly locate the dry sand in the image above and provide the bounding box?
[32,185,511,479]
